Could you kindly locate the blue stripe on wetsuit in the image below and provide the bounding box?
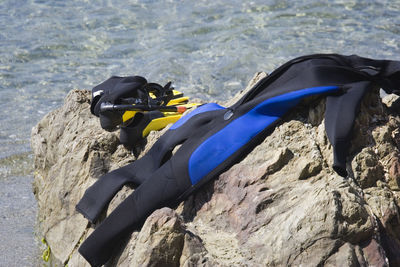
[188,85,341,185]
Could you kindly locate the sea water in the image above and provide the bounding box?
[0,0,399,265]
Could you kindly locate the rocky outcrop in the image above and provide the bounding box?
[31,74,400,266]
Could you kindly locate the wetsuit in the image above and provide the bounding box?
[76,54,400,266]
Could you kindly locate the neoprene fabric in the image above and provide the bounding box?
[91,76,148,131]
[76,54,400,266]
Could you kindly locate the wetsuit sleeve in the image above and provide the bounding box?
[78,162,186,267]
[346,55,400,94]
[324,81,371,177]
[76,158,152,223]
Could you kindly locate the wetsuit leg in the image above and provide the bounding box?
[325,81,371,177]
[78,162,187,267]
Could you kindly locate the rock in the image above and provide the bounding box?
[31,75,400,266]
[128,208,185,266]
[324,243,367,267]
[388,156,400,190]
[361,238,389,266]
[351,147,385,188]
[382,93,400,109]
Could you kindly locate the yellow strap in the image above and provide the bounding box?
[122,102,201,123]
[122,89,188,123]
[167,97,189,105]
[179,103,201,108]
[172,89,184,97]
[149,89,184,99]
[142,115,182,137]
[122,110,138,123]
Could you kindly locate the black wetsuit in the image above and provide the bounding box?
[76,54,400,266]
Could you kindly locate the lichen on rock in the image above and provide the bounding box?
[31,75,400,266]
